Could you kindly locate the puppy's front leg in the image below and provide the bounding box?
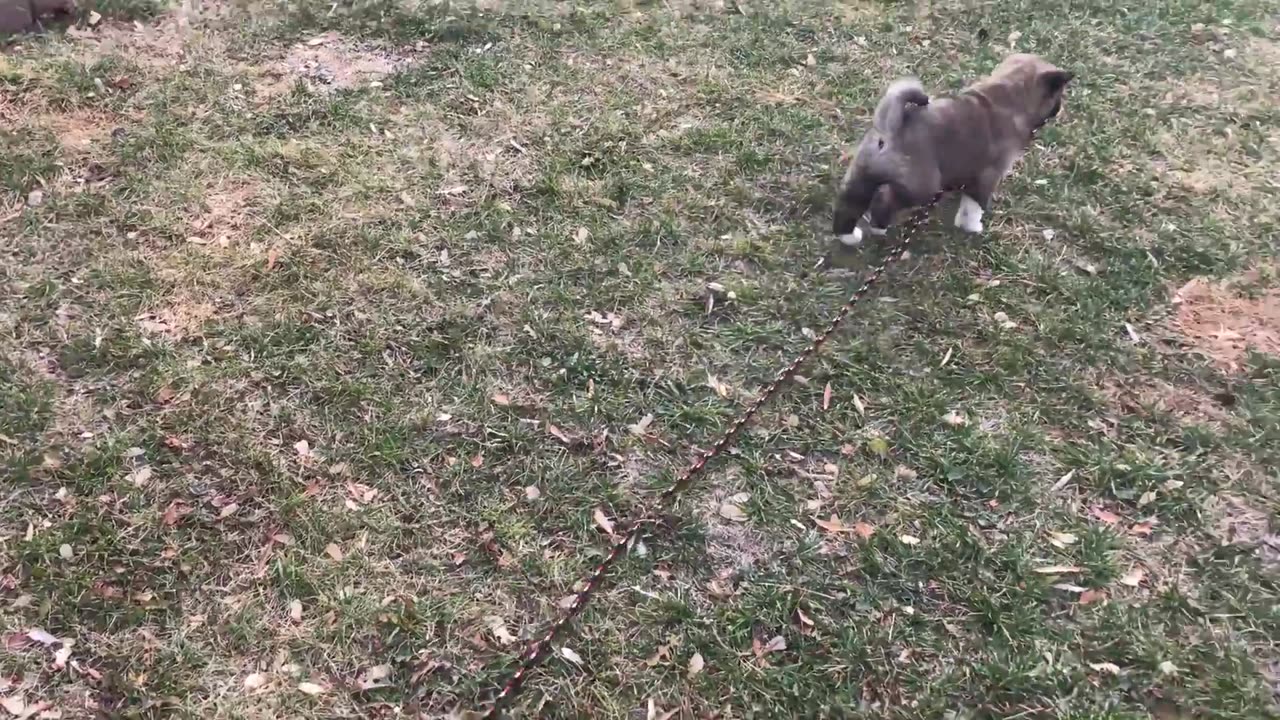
[953,195,985,233]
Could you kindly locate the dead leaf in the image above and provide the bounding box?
[854,522,876,539]
[718,503,747,522]
[294,439,311,458]
[1,697,28,717]
[219,503,239,520]
[485,616,517,645]
[762,635,786,654]
[706,373,733,399]
[244,672,270,691]
[574,227,589,243]
[52,644,72,670]
[899,534,921,546]
[814,515,852,534]
[547,424,572,444]
[1048,531,1078,548]
[1091,507,1121,525]
[26,629,58,646]
[1034,565,1082,574]
[822,382,832,410]
[470,453,484,468]
[161,500,190,527]
[1089,662,1121,675]
[358,664,392,690]
[490,393,511,406]
[941,411,968,428]
[851,394,866,415]
[297,681,326,696]
[1052,583,1087,593]
[560,647,583,664]
[687,652,705,678]
[266,246,281,271]
[1078,589,1106,605]
[58,544,73,560]
[127,466,153,487]
[628,414,655,435]
[1119,567,1145,587]
[795,608,814,627]
[524,486,541,501]
[1129,522,1154,537]
[593,507,616,535]
[289,600,303,622]
[324,543,344,562]
[1137,490,1157,507]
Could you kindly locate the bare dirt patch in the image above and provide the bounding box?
[253,32,413,99]
[1167,271,1280,372]
[1099,375,1233,428]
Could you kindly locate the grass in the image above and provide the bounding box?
[1,0,1278,717]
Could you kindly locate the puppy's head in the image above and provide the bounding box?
[989,53,1074,127]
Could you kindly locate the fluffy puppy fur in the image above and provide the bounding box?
[833,54,1073,244]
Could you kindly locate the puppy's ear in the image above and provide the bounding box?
[1042,69,1073,94]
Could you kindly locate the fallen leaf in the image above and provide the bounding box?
[1137,490,1157,507]
[628,413,655,435]
[687,652,705,678]
[795,608,814,627]
[941,411,968,428]
[899,534,921,546]
[706,373,733,399]
[547,424,572,444]
[1089,662,1121,675]
[1119,567,1145,587]
[762,635,786,654]
[289,600,303,622]
[593,507,616,535]
[1048,531,1078,548]
[1078,589,1106,605]
[894,465,917,481]
[574,227,589,243]
[1034,565,1082,574]
[266,246,281,271]
[524,486,541,501]
[58,544,73,560]
[822,382,832,410]
[219,503,239,519]
[851,394,866,415]
[1158,660,1179,675]
[161,500,190,527]
[485,616,517,645]
[1091,507,1121,525]
[53,644,72,669]
[718,503,747,522]
[560,647,583,664]
[324,543,344,562]
[1052,583,1087,593]
[1129,522,1154,537]
[853,522,876,539]
[1,697,27,717]
[490,393,511,406]
[294,439,311,457]
[867,436,890,458]
[27,629,58,646]
[358,664,392,690]
[297,681,326,696]
[470,453,484,468]
[814,515,852,534]
[127,466,153,487]
[243,672,270,691]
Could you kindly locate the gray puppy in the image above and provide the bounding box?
[833,54,1073,245]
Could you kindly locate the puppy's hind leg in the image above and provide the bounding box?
[954,169,1002,234]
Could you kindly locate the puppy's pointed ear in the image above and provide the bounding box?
[1042,69,1073,93]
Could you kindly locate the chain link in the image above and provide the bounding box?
[478,194,944,718]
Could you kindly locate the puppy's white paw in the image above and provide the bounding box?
[954,195,985,234]
[837,228,864,246]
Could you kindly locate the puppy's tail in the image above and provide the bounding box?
[872,78,929,136]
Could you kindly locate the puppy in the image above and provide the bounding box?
[832,54,1072,245]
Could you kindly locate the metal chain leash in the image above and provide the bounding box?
[478,193,945,718]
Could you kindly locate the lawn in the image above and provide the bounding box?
[2,0,1278,717]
